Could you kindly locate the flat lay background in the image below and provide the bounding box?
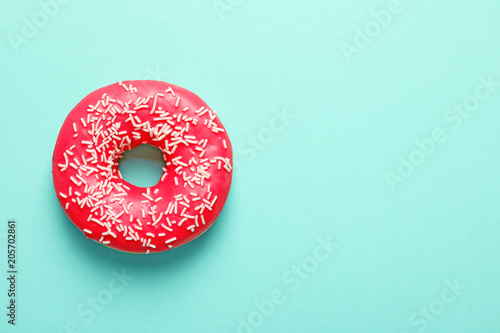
[1,1,500,332]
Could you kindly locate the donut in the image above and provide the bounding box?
[52,80,233,254]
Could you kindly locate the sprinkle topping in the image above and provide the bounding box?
[52,81,232,253]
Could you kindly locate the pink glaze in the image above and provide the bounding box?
[52,80,233,253]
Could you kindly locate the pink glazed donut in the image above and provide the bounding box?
[52,80,233,254]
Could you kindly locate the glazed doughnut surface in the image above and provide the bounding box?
[52,80,233,253]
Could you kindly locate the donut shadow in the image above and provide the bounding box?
[50,155,234,275]
[54,194,231,274]
[57,207,219,268]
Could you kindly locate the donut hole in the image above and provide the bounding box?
[117,144,166,188]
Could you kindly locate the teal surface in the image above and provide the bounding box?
[1,1,500,332]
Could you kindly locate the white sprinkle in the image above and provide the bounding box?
[83,229,92,234]
[70,176,82,186]
[76,174,87,184]
[180,207,187,216]
[165,87,176,96]
[142,193,154,201]
[91,218,105,227]
[161,172,168,182]
[164,237,177,244]
[161,224,173,232]
[150,94,159,114]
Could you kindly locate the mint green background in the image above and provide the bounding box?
[1,1,500,332]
